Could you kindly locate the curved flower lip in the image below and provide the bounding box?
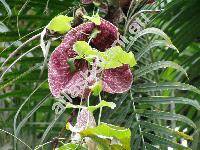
[48,18,133,98]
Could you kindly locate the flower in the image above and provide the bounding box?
[48,19,133,98]
[75,109,96,131]
[69,109,96,148]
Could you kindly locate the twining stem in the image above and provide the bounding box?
[0,44,40,81]
[14,80,48,137]
[17,0,31,38]
[87,93,91,107]
[1,33,41,68]
[98,94,102,125]
[34,138,66,150]
[78,98,84,117]
[0,27,44,55]
[130,91,146,149]
[0,129,32,150]
[86,93,91,127]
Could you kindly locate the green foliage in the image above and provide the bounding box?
[143,132,191,150]
[63,100,116,112]
[89,28,101,40]
[0,0,12,17]
[88,100,116,112]
[90,81,103,96]
[67,58,77,73]
[83,14,101,25]
[80,123,131,150]
[47,15,74,34]
[73,41,137,69]
[0,0,199,149]
[58,143,87,150]
[134,61,188,78]
[73,41,97,57]
[99,46,137,69]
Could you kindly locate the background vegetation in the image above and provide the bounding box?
[0,0,199,149]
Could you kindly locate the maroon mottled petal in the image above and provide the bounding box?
[48,22,95,98]
[62,70,92,98]
[74,109,96,131]
[92,19,118,51]
[48,19,119,98]
[71,109,96,146]
[102,65,133,93]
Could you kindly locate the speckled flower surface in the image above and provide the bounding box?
[75,109,96,131]
[71,109,96,148]
[48,19,133,98]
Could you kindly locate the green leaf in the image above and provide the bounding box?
[0,0,12,17]
[90,81,103,96]
[144,142,159,150]
[100,46,137,69]
[65,103,85,109]
[100,60,122,69]
[73,41,97,57]
[133,97,200,110]
[143,132,191,150]
[80,122,131,150]
[65,100,116,113]
[132,82,200,94]
[134,61,188,78]
[140,121,193,141]
[47,15,74,34]
[126,27,174,51]
[83,14,101,25]
[111,144,125,150]
[89,28,101,40]
[73,42,136,69]
[135,109,196,129]
[0,64,40,91]
[136,40,179,61]
[67,58,76,73]
[88,135,110,150]
[58,143,87,150]
[88,100,116,112]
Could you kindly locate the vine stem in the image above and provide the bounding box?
[130,91,146,149]
[77,97,83,118]
[98,94,102,125]
[1,33,41,68]
[34,138,65,150]
[0,129,32,150]
[87,93,91,107]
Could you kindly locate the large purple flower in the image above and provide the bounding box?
[48,19,133,98]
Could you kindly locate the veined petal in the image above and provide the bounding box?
[102,65,133,93]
